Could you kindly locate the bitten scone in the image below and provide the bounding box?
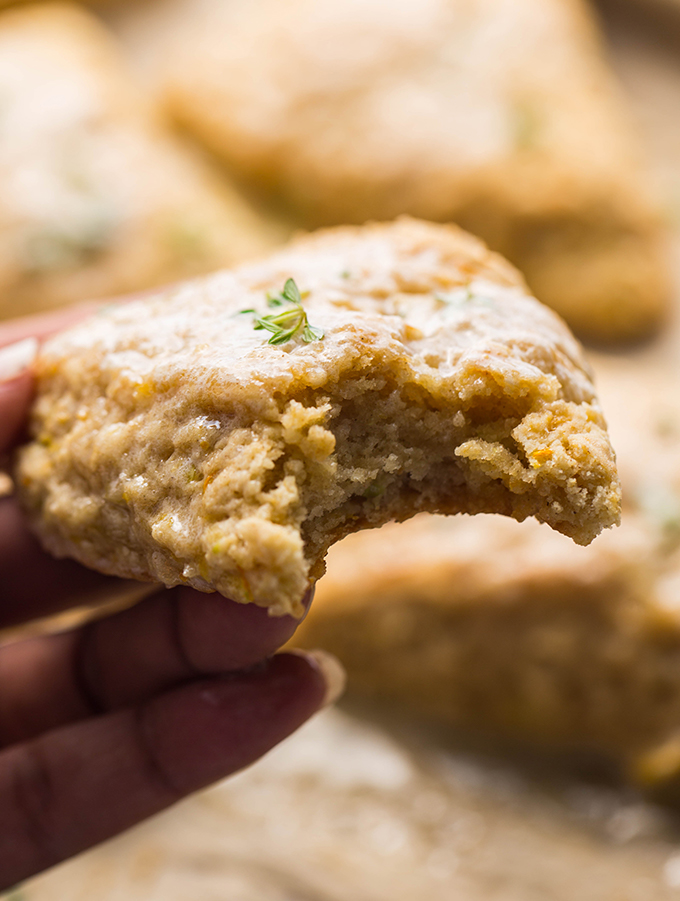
[293,513,680,786]
[15,219,621,617]
[0,2,285,321]
[163,0,668,343]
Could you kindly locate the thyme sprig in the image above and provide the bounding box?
[242,278,324,345]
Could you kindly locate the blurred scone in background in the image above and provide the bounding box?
[0,2,289,321]
[156,0,670,343]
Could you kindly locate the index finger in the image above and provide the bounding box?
[0,368,34,453]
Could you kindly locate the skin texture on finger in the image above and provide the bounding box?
[0,498,137,628]
[0,652,328,890]
[0,373,33,452]
[0,631,87,749]
[0,586,312,748]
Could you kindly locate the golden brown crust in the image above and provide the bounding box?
[16,219,620,615]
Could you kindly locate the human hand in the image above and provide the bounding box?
[0,306,344,891]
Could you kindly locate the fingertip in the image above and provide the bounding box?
[145,651,332,793]
[295,584,315,622]
[282,649,346,707]
[173,588,312,672]
[0,370,34,452]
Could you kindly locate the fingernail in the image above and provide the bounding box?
[296,584,316,623]
[0,338,38,383]
[288,648,346,707]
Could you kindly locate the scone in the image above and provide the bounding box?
[292,512,680,787]
[0,2,286,321]
[163,0,669,343]
[15,219,621,617]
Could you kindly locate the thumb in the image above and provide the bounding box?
[0,339,37,453]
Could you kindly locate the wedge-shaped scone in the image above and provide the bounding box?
[293,513,680,787]
[0,2,285,321]
[16,219,620,617]
[163,0,668,343]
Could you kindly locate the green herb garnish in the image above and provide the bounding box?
[245,278,324,345]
